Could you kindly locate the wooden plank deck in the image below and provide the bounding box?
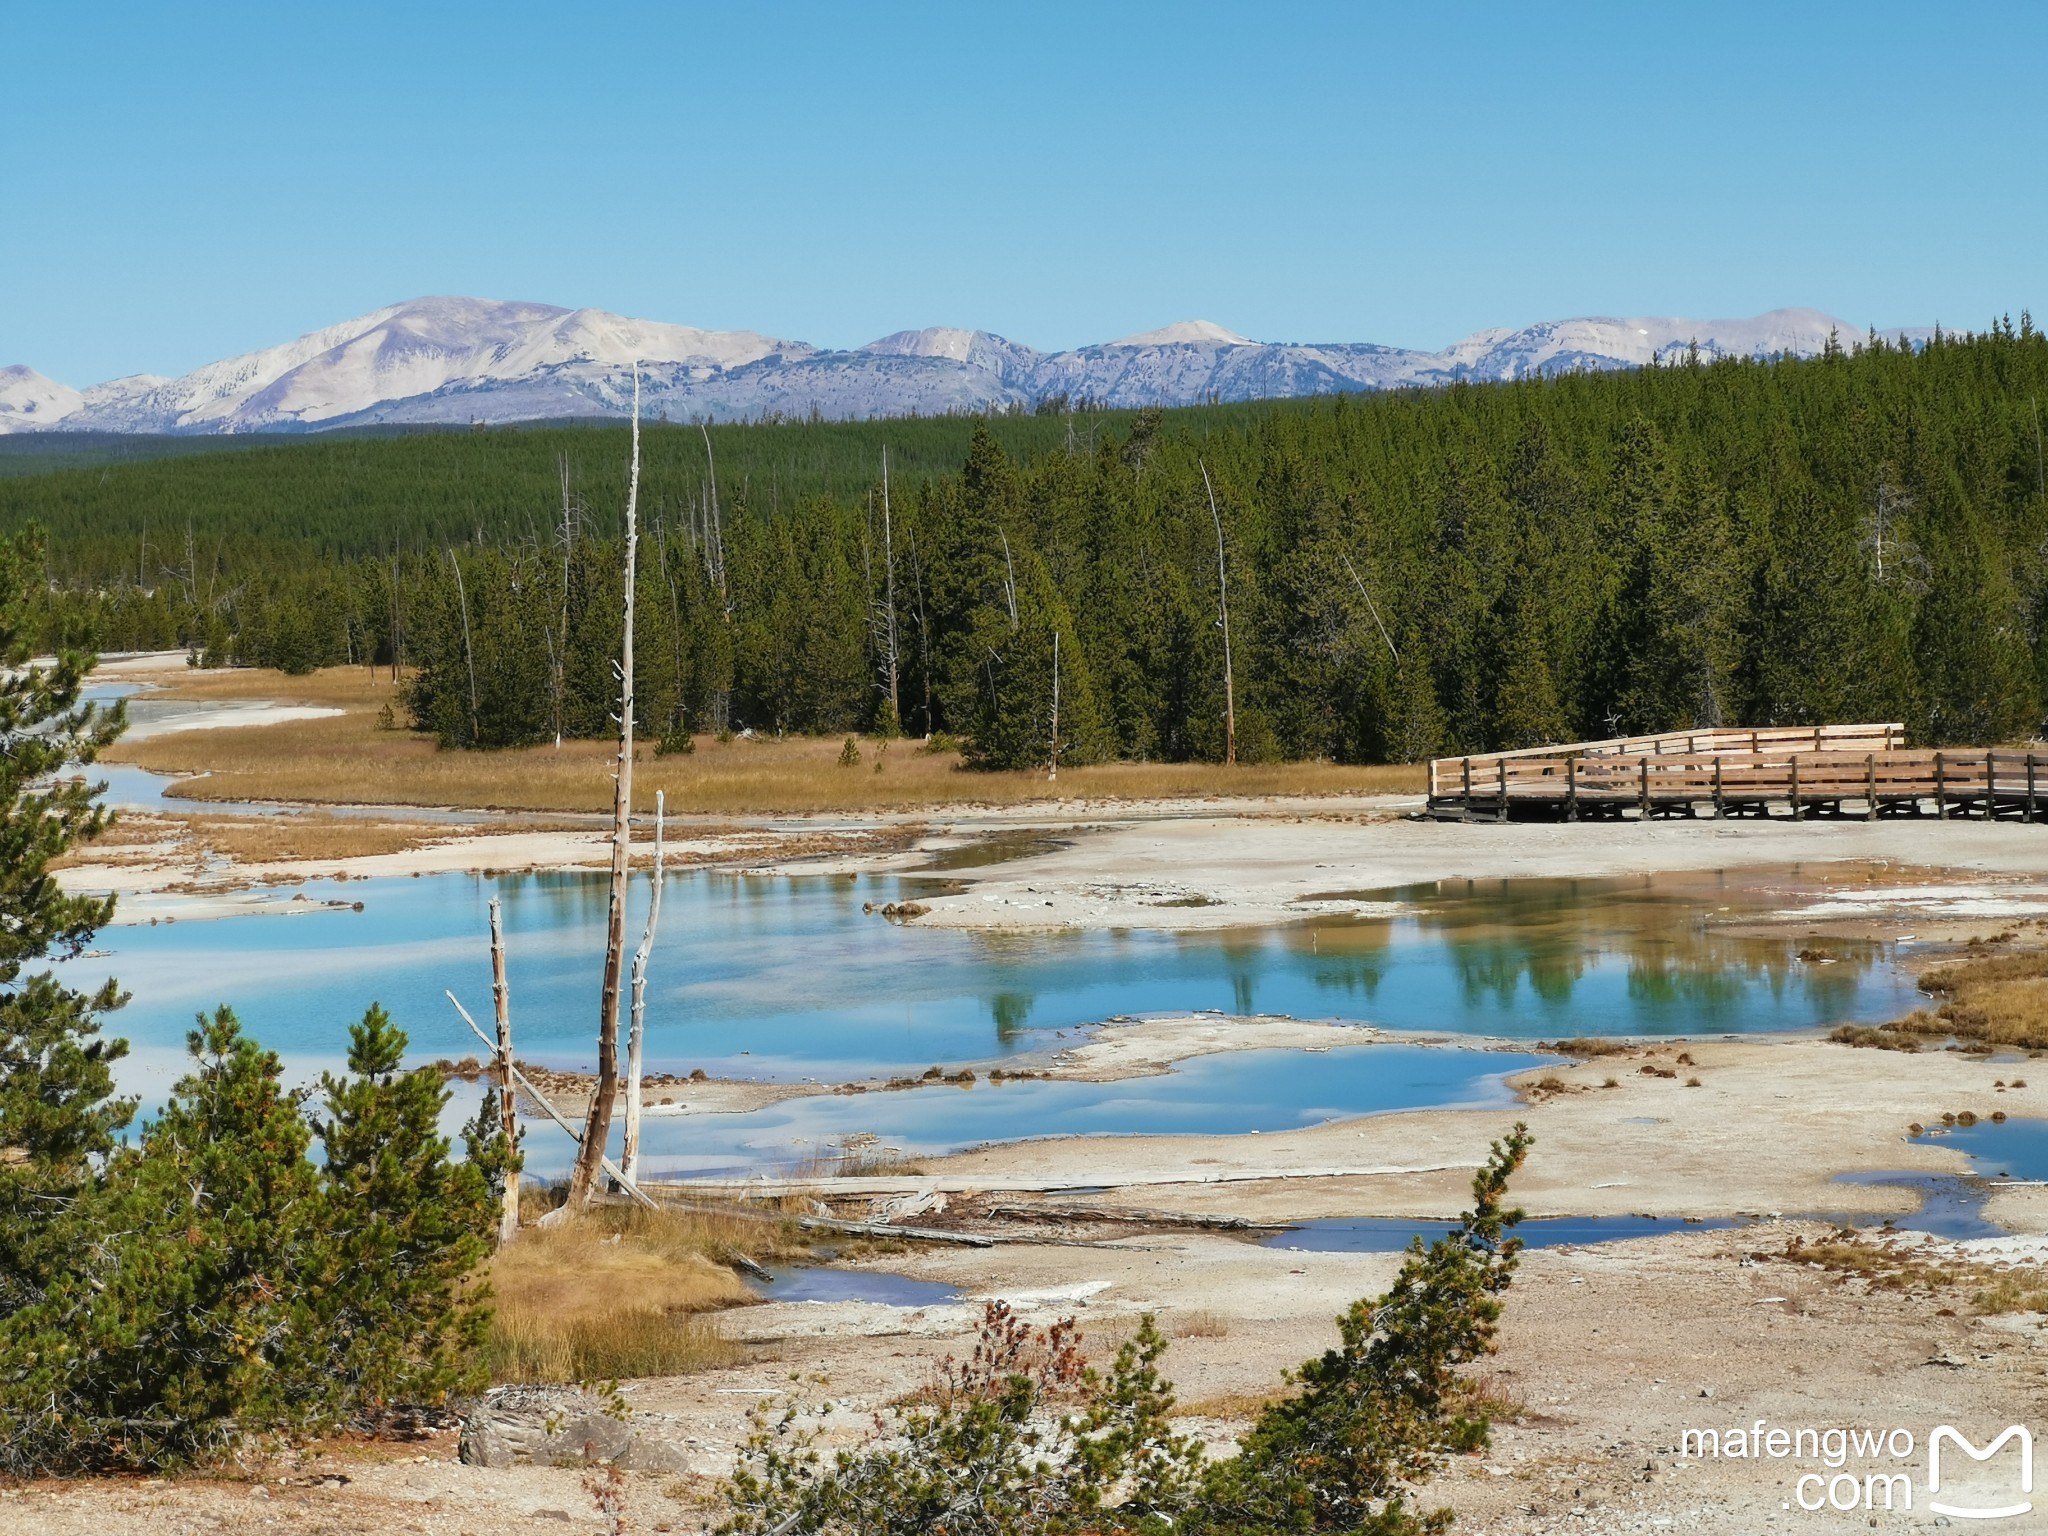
[1428,727,2045,822]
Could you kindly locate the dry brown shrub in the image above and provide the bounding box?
[1169,1310,1232,1339]
[1828,1024,1921,1052]
[1461,1369,1528,1423]
[1542,1037,1629,1058]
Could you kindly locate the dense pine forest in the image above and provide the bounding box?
[8,322,2048,764]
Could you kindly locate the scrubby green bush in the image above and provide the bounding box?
[718,1126,1532,1536]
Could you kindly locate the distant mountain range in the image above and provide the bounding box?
[0,298,1925,436]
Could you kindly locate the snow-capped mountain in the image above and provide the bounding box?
[3,300,1897,435]
[0,366,83,431]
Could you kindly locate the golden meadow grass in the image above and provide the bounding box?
[486,1204,808,1384]
[104,664,1426,816]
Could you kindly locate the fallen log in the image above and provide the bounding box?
[986,1202,1282,1232]
[671,1162,1476,1198]
[623,1184,999,1248]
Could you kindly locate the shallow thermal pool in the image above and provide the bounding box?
[609,1043,1549,1178]
[72,863,1915,1076]
[61,838,1917,1171]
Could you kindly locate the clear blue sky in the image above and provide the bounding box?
[5,2,2045,385]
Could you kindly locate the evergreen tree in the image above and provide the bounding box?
[311,1004,495,1421]
[1391,628,1448,764]
[1198,1126,1531,1534]
[1491,577,1568,750]
[0,525,126,1324]
[2,1009,323,1472]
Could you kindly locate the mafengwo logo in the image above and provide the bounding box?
[1679,1420,2033,1517]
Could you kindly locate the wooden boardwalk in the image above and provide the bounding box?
[1428,724,2048,822]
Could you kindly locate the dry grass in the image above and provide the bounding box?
[52,807,467,869]
[1780,1232,1968,1293]
[1974,1273,2048,1315]
[490,1308,743,1385]
[1168,1310,1232,1340]
[1914,948,2048,1049]
[105,665,1427,816]
[487,1203,804,1384]
[1787,1234,2048,1318]
[1182,1388,1292,1422]
[177,813,453,863]
[1819,943,2048,1052]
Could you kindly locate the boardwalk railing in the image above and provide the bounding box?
[1427,723,1906,800]
[1428,729,2043,822]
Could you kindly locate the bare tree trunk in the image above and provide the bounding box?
[620,789,666,1186]
[447,548,480,747]
[999,529,1020,631]
[488,896,520,1245]
[1048,628,1060,782]
[556,455,575,749]
[700,425,729,611]
[389,551,402,682]
[908,526,933,740]
[882,448,901,728]
[1201,461,1236,767]
[1339,552,1399,662]
[567,366,642,1210]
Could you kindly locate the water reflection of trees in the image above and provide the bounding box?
[1293,876,1890,1031]
[990,991,1033,1041]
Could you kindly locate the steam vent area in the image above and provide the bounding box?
[1427,724,2048,823]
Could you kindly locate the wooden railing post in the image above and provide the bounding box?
[1496,757,1508,823]
[1865,753,1876,823]
[1987,751,1996,820]
[1790,755,1801,820]
[1638,759,1650,818]
[1935,750,1947,819]
[2030,754,2039,824]
[1712,757,1724,818]
[1461,756,1472,820]
[1566,755,1579,821]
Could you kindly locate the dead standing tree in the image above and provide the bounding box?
[862,450,906,732]
[878,448,902,730]
[1200,460,1236,766]
[551,454,579,748]
[620,789,667,1186]
[488,897,520,1244]
[1047,628,1061,782]
[566,365,643,1211]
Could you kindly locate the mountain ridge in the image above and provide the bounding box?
[2,300,1917,436]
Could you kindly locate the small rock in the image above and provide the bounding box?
[1698,1387,1713,1398]
[460,1384,689,1472]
